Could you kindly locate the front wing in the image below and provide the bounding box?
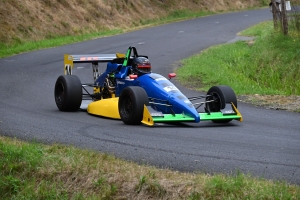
[142,103,242,126]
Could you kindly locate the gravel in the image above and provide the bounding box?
[238,94,300,112]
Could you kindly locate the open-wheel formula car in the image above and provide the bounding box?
[54,46,242,126]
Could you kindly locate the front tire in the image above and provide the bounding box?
[205,85,237,123]
[118,86,149,125]
[54,75,82,111]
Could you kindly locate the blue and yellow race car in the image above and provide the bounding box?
[54,46,242,126]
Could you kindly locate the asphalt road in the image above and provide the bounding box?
[1,8,299,185]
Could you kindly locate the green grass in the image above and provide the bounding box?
[0,29,124,58]
[176,21,300,95]
[1,136,299,199]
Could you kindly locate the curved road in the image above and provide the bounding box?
[1,8,299,185]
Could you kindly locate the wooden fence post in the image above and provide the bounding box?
[281,0,289,35]
[271,0,279,30]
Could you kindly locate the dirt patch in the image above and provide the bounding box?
[238,94,300,112]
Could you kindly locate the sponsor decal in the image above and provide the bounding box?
[150,74,166,80]
[151,112,164,117]
[155,77,167,81]
[80,57,99,61]
[117,81,125,85]
[223,110,235,114]
[163,86,179,92]
[184,100,191,104]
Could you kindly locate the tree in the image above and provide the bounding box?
[281,0,289,35]
[271,0,289,34]
[271,0,279,30]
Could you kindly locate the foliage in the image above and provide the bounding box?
[176,21,300,95]
[0,136,299,199]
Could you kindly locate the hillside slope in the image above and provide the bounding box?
[0,0,267,46]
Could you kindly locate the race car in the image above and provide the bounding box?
[54,46,242,126]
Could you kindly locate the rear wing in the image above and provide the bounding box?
[63,47,139,79]
[64,53,126,75]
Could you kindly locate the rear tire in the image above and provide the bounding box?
[205,85,237,123]
[118,86,149,125]
[54,75,82,111]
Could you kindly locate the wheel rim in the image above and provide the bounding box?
[120,94,133,119]
[207,92,221,112]
[55,82,65,105]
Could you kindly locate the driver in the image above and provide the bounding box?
[131,57,152,76]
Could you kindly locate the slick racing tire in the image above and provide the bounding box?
[118,86,149,125]
[205,85,237,123]
[54,75,82,111]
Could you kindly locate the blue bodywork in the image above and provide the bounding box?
[94,57,200,122]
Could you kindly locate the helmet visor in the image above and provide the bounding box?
[137,63,151,73]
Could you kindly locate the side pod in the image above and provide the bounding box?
[87,98,121,119]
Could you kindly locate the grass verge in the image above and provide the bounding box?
[0,29,124,58]
[1,136,299,199]
[176,21,300,96]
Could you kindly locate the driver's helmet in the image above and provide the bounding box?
[132,57,151,75]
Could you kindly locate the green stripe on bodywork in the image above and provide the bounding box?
[152,114,195,122]
[199,112,241,121]
[123,47,131,66]
[152,112,241,123]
